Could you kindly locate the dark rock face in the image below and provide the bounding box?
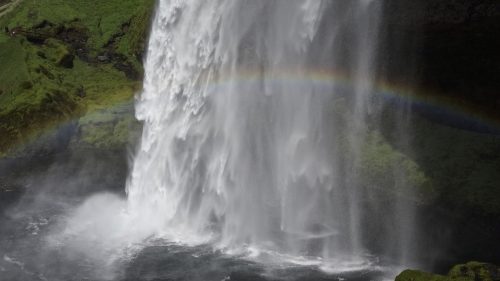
[378,1,500,272]
[382,0,500,120]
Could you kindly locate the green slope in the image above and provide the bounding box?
[0,0,155,156]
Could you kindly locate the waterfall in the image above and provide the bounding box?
[126,0,414,269]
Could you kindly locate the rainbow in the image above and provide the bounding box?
[5,68,500,157]
[201,68,500,133]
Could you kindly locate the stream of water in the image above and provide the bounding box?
[126,0,414,274]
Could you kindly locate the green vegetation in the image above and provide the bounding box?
[409,115,500,215]
[377,103,500,216]
[73,101,141,150]
[0,0,155,156]
[396,262,500,281]
[396,270,450,281]
[327,98,434,205]
[1,0,154,50]
[359,131,434,203]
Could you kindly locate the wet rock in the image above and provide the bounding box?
[56,25,89,48]
[26,34,46,44]
[114,60,140,80]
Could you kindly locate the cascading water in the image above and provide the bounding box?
[126,0,415,270]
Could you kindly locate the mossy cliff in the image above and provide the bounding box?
[0,0,155,157]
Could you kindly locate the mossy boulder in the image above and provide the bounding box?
[396,262,500,281]
[448,262,500,281]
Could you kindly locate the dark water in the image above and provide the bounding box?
[0,207,389,281]
[0,167,391,281]
[122,244,386,281]
[0,137,402,281]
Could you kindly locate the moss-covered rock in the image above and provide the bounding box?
[448,262,500,281]
[396,269,450,281]
[396,262,500,281]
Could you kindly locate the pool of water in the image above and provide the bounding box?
[0,196,397,281]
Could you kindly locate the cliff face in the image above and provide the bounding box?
[382,0,500,120]
[382,0,500,213]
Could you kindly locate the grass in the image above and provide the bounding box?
[0,0,154,156]
[0,39,29,99]
[0,0,154,49]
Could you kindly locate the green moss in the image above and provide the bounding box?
[448,261,500,281]
[76,103,140,149]
[396,270,451,281]
[65,60,138,110]
[0,0,153,49]
[0,39,29,98]
[397,262,500,281]
[0,0,154,156]
[1,0,76,28]
[410,115,500,215]
[41,38,70,64]
[115,0,155,72]
[359,131,435,203]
